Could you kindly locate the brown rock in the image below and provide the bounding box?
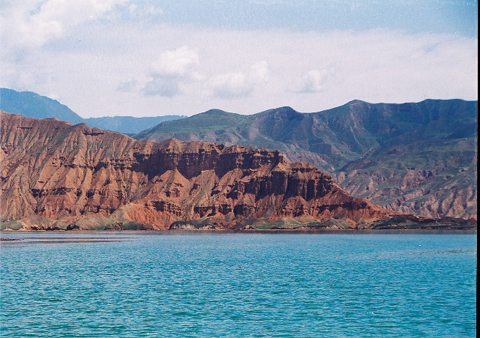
[0,112,409,230]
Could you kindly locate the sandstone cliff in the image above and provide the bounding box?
[135,100,477,219]
[0,112,399,230]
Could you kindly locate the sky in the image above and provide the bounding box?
[0,0,478,117]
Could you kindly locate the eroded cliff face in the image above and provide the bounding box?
[135,100,477,220]
[0,112,392,230]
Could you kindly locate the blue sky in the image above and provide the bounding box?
[0,0,477,117]
[135,0,478,36]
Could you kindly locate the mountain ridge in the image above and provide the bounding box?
[0,88,186,134]
[135,99,477,219]
[1,88,476,220]
[2,111,410,231]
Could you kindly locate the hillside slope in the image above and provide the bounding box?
[136,100,478,219]
[0,88,84,124]
[0,88,185,134]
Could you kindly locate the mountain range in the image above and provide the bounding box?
[3,111,438,231]
[0,88,476,220]
[0,88,185,134]
[135,100,478,219]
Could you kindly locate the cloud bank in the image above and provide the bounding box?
[143,46,201,97]
[1,0,126,50]
[208,61,269,99]
[0,0,477,117]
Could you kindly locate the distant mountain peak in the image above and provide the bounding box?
[346,99,367,105]
[0,88,186,134]
[276,105,296,111]
[260,106,301,117]
[199,109,232,116]
[0,87,84,125]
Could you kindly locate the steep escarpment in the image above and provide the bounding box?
[135,100,477,219]
[0,112,395,230]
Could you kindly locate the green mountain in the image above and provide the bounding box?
[0,88,84,124]
[135,100,478,219]
[0,88,185,134]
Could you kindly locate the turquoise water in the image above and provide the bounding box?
[0,232,476,337]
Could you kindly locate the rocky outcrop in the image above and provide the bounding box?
[135,100,477,219]
[0,112,398,230]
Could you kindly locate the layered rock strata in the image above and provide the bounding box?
[0,112,394,230]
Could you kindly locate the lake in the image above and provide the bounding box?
[0,232,476,337]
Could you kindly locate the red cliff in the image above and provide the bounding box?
[0,112,410,230]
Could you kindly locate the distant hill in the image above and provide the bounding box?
[135,100,478,219]
[0,88,84,124]
[0,88,185,134]
[84,116,185,134]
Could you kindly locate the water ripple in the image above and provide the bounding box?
[0,233,476,337]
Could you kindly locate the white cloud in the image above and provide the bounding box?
[296,68,334,93]
[251,61,269,83]
[144,5,163,16]
[208,61,269,99]
[151,46,200,78]
[128,3,138,14]
[0,20,476,117]
[0,0,126,50]
[142,46,201,97]
[209,72,251,99]
[142,78,179,97]
[117,78,137,92]
[127,2,163,19]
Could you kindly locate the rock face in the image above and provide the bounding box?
[135,100,477,219]
[0,112,394,230]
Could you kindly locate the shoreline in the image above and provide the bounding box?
[1,228,477,235]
